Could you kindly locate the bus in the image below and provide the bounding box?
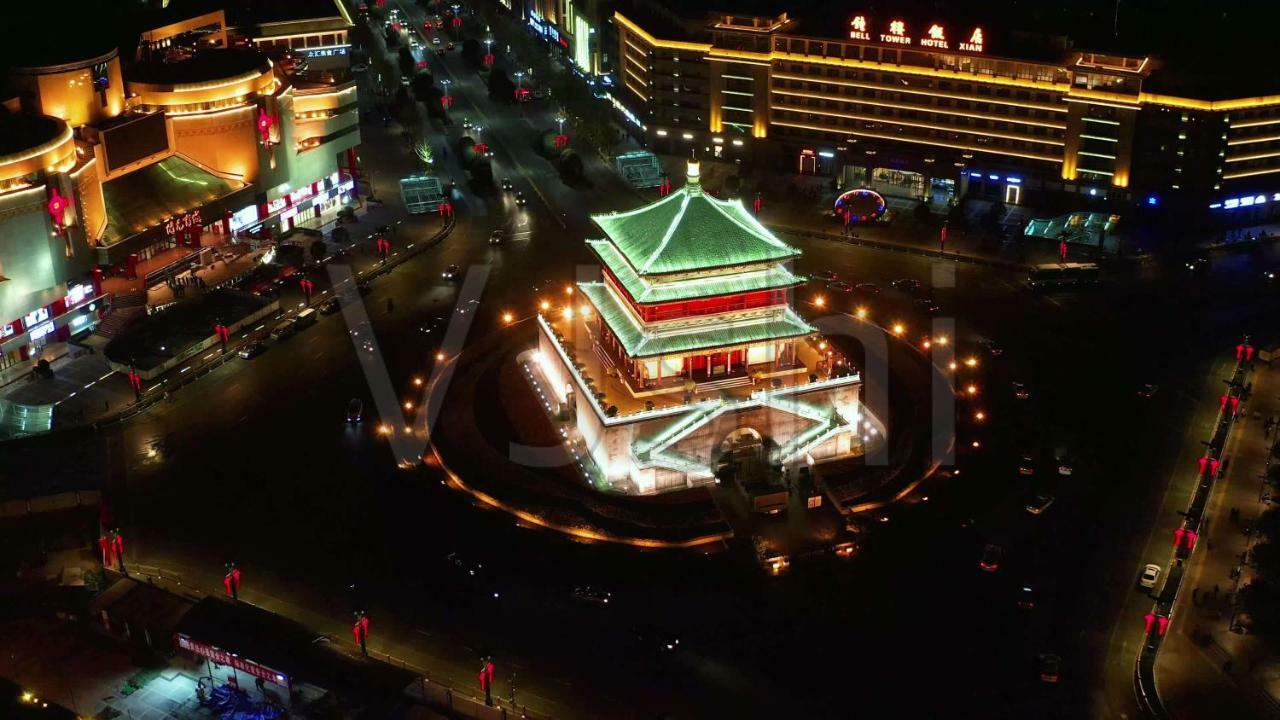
[1028,262,1100,289]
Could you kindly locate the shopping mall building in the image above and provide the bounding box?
[610,5,1280,223]
[0,0,360,373]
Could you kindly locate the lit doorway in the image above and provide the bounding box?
[798,150,817,175]
[1004,183,1022,205]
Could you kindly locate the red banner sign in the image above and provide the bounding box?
[177,634,290,687]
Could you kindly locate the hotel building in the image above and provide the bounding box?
[611,6,1280,223]
[1,0,360,373]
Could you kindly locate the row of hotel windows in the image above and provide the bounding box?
[773,110,1064,158]
[772,80,1063,121]
[778,65,1059,105]
[255,31,348,50]
[772,97,1062,139]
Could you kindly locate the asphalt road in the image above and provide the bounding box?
[9,7,1280,718]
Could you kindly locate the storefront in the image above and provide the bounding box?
[1,279,107,370]
[246,171,355,236]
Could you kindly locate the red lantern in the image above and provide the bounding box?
[1198,456,1209,475]
[752,196,763,214]
[452,16,462,29]
[257,108,275,144]
[1230,397,1241,415]
[1210,458,1221,477]
[483,53,495,66]
[1246,345,1256,361]
[1059,240,1068,261]
[1236,343,1245,361]
[1143,612,1155,634]
[1157,616,1170,636]
[223,568,241,597]
[1174,527,1185,548]
[47,189,68,226]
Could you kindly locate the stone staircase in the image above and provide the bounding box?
[93,290,147,340]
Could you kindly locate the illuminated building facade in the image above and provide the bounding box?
[531,161,866,495]
[520,0,608,77]
[0,0,359,372]
[613,8,1280,222]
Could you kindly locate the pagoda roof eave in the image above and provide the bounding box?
[587,239,805,304]
[576,282,816,359]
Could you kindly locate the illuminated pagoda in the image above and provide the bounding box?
[531,160,869,495]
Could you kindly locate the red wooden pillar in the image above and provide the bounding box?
[91,267,103,297]
[50,298,70,342]
[346,147,359,180]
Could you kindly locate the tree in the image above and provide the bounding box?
[462,37,482,68]
[398,47,416,78]
[556,149,584,184]
[310,240,328,262]
[384,27,400,48]
[413,141,434,168]
[1254,540,1280,579]
[410,71,435,101]
[914,201,931,221]
[330,226,350,244]
[1240,579,1280,639]
[1256,507,1280,543]
[488,69,515,103]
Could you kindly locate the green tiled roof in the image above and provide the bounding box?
[577,282,815,359]
[102,156,242,245]
[588,239,803,304]
[590,174,799,276]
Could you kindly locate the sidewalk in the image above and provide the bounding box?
[1157,360,1280,718]
[657,155,1067,267]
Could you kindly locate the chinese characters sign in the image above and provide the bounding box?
[164,209,202,237]
[848,15,985,53]
[176,635,290,687]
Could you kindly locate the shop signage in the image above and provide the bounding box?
[1,324,14,340]
[164,209,203,236]
[28,321,55,341]
[24,307,50,327]
[848,15,985,53]
[176,635,290,687]
[67,282,95,306]
[301,46,349,59]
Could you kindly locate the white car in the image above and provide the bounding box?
[1025,494,1054,515]
[1139,564,1161,589]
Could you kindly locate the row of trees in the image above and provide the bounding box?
[1238,494,1280,641]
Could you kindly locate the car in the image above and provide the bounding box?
[915,298,942,315]
[435,47,446,56]
[514,191,527,207]
[532,88,545,99]
[357,281,372,296]
[237,341,267,360]
[1018,454,1036,476]
[417,316,446,337]
[1012,382,1031,400]
[431,36,441,46]
[269,318,298,341]
[442,264,460,280]
[1017,585,1036,610]
[375,224,392,236]
[813,269,838,282]
[446,42,455,51]
[462,117,474,131]
[891,278,923,294]
[346,398,364,424]
[980,544,1002,572]
[1026,494,1055,515]
[351,63,369,73]
[501,177,513,191]
[1137,383,1159,399]
[1056,456,1074,476]
[855,282,881,294]
[1186,254,1211,274]
[1039,653,1061,683]
[828,280,854,293]
[1139,564,1162,589]
[572,585,612,604]
[488,230,506,245]
[630,624,684,654]
[979,338,1004,356]
[254,285,279,300]
[319,298,341,315]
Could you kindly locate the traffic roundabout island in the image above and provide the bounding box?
[427,162,948,552]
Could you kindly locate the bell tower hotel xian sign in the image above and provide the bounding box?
[848,15,985,53]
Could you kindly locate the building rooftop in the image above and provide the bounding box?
[102,156,243,245]
[577,282,815,359]
[616,0,1280,100]
[127,47,270,86]
[587,239,804,304]
[0,112,65,157]
[590,161,800,276]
